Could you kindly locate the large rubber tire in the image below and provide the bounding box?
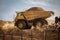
[33,18,48,27]
[15,19,31,29]
[15,20,27,29]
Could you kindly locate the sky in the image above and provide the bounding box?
[0,0,60,21]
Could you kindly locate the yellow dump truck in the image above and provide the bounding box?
[15,7,54,29]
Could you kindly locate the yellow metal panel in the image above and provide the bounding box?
[23,11,51,20]
[16,16,24,19]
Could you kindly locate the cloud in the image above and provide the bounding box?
[24,0,48,6]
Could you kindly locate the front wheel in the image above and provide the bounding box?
[15,20,27,29]
[15,19,32,29]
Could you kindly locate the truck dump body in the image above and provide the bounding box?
[23,11,52,20]
[16,7,54,21]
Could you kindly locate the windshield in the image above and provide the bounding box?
[17,13,22,16]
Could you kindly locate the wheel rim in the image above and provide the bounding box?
[36,22,42,27]
[18,23,24,28]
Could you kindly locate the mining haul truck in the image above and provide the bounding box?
[15,7,54,29]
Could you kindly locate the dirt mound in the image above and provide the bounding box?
[27,7,45,11]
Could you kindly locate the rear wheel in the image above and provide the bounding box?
[33,18,48,27]
[35,21,42,27]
